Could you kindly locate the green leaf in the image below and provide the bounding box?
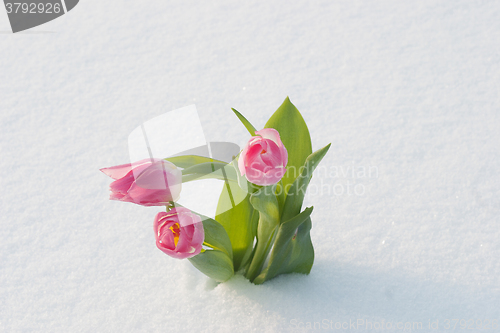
[280,143,331,223]
[181,162,238,183]
[238,208,259,270]
[232,108,256,136]
[265,97,313,195]
[167,155,240,184]
[215,162,255,272]
[188,249,234,282]
[199,215,233,259]
[182,161,228,175]
[253,207,314,284]
[275,180,286,215]
[245,185,280,282]
[181,173,228,183]
[165,155,226,169]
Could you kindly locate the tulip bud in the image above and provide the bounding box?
[100,159,182,206]
[238,128,288,186]
[154,207,204,259]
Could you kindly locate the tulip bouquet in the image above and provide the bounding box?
[101,98,330,284]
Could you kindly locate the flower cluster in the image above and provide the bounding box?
[101,98,330,284]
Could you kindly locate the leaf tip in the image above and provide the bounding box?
[282,96,294,108]
[231,108,256,136]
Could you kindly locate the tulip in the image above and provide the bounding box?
[154,207,204,259]
[100,159,182,206]
[238,128,288,186]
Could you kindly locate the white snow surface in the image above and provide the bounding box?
[1,1,499,332]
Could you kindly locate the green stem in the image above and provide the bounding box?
[238,208,259,272]
[244,227,276,282]
[276,180,286,218]
[244,184,280,282]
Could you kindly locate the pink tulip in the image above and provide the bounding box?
[154,207,204,259]
[100,159,182,206]
[238,128,288,186]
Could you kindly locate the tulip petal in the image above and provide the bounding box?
[109,191,126,201]
[160,230,176,251]
[153,212,168,238]
[175,207,202,227]
[238,128,288,186]
[135,160,182,190]
[191,221,205,246]
[102,159,183,206]
[257,129,288,168]
[260,140,282,167]
[125,183,167,205]
[109,171,134,195]
[100,159,154,180]
[245,167,265,184]
[255,128,282,147]
[238,145,248,176]
[175,232,191,253]
[153,208,204,259]
[100,163,133,180]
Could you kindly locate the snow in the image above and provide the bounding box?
[1,0,499,332]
